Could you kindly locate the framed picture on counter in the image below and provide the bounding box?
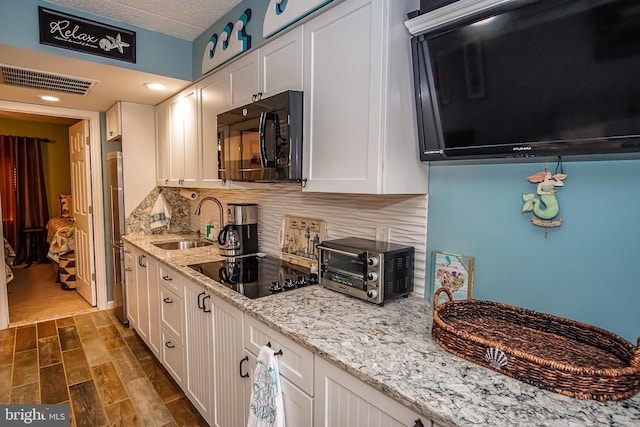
[432,251,474,303]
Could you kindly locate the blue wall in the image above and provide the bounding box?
[426,159,640,342]
[0,0,192,81]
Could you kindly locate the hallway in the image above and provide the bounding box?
[7,262,95,326]
[0,309,206,426]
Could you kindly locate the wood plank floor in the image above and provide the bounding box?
[0,309,207,426]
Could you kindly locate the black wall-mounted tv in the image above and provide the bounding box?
[409,0,640,161]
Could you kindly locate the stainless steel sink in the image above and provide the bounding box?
[151,239,214,250]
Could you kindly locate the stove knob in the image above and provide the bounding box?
[367,289,378,299]
[367,257,379,267]
[367,272,378,282]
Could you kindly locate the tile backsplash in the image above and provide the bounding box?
[126,184,428,297]
[194,185,428,297]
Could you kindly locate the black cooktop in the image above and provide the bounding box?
[188,255,316,299]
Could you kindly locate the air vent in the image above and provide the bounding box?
[0,64,97,95]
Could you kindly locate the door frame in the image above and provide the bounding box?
[0,100,107,329]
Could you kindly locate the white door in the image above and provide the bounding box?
[69,120,96,305]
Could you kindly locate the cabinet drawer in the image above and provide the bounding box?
[161,329,185,387]
[244,316,314,396]
[160,286,183,342]
[159,264,181,294]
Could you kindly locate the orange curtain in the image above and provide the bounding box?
[0,135,49,252]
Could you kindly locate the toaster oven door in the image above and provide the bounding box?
[319,246,368,291]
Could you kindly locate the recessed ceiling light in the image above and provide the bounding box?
[41,95,60,102]
[144,82,166,91]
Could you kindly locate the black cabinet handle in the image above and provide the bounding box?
[163,297,173,304]
[165,341,175,349]
[138,254,146,267]
[197,291,205,310]
[202,295,211,313]
[239,355,249,378]
[413,420,425,427]
[162,275,172,281]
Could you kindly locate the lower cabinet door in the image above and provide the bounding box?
[161,329,185,387]
[246,352,313,427]
[211,297,246,427]
[314,356,431,427]
[183,279,213,424]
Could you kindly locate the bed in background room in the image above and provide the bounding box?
[4,237,15,284]
[46,194,75,269]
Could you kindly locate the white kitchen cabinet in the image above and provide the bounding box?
[134,250,150,343]
[211,296,246,427]
[155,100,171,186]
[170,87,198,187]
[126,248,160,359]
[182,278,214,424]
[244,315,314,427]
[145,256,161,358]
[246,352,313,427]
[106,102,156,216]
[105,102,122,141]
[155,87,199,187]
[196,70,227,189]
[227,26,303,109]
[314,356,432,427]
[302,0,428,194]
[123,244,136,330]
[243,315,314,396]
[159,267,185,387]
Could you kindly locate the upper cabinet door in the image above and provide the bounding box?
[168,87,198,186]
[227,26,303,109]
[155,101,171,186]
[260,26,303,97]
[302,0,382,193]
[197,70,227,188]
[106,102,122,141]
[226,51,260,108]
[302,0,429,194]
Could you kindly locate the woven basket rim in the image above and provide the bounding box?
[433,297,639,377]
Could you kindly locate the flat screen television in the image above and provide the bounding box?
[409,0,640,161]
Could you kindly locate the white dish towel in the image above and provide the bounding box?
[149,192,172,230]
[247,345,285,427]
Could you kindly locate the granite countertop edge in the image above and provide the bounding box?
[122,233,640,427]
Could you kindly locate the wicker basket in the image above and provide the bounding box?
[432,288,640,401]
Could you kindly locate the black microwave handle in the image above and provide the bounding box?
[259,111,282,168]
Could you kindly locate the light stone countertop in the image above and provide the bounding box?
[122,233,640,427]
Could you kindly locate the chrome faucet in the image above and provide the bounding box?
[194,196,225,231]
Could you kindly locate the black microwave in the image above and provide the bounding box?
[409,0,640,161]
[217,90,303,181]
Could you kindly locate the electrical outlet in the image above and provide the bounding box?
[375,226,390,242]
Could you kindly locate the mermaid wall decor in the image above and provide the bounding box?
[522,170,568,229]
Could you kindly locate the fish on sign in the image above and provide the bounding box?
[39,7,136,63]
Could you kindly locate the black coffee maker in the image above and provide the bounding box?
[217,203,259,257]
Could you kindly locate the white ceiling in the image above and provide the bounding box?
[0,0,243,121]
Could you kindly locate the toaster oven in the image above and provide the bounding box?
[317,237,414,305]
